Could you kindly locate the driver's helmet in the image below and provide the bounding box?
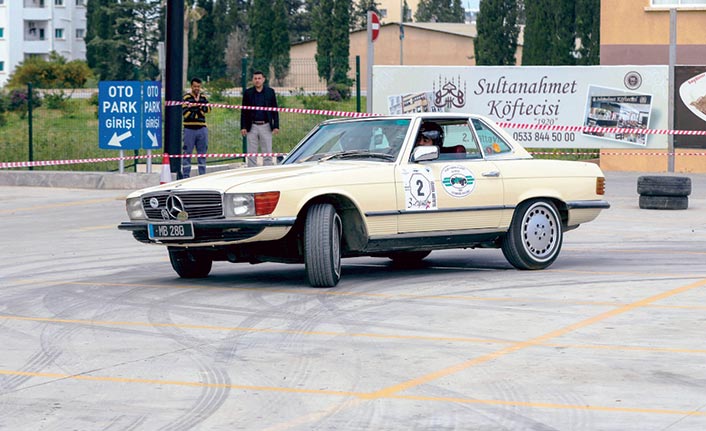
[418,121,444,147]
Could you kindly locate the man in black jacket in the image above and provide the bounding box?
[240,71,280,167]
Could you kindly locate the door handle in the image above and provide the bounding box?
[482,171,500,177]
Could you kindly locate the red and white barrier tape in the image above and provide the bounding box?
[175,100,706,136]
[0,153,286,169]
[3,102,706,169]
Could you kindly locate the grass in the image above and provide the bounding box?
[1,95,363,171]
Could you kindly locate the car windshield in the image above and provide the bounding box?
[283,118,411,164]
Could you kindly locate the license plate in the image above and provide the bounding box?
[148,222,194,240]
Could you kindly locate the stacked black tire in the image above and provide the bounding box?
[637,176,691,210]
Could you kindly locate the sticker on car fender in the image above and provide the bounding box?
[440,165,476,198]
[402,167,437,210]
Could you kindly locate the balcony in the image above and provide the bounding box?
[23,7,52,21]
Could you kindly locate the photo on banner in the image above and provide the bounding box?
[675,65,706,149]
[388,91,444,114]
[582,85,653,147]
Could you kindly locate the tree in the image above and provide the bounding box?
[415,0,464,23]
[313,0,334,84]
[190,0,221,80]
[248,0,274,75]
[271,0,291,85]
[523,0,578,65]
[6,52,93,89]
[85,0,161,81]
[130,0,161,80]
[86,0,135,80]
[474,0,519,65]
[330,0,351,86]
[352,0,380,31]
[288,0,314,43]
[575,0,600,65]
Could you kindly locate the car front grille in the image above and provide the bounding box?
[142,191,223,220]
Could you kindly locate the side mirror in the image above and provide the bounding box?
[412,145,439,162]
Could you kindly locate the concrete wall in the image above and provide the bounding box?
[601,0,706,65]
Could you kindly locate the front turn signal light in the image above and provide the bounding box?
[596,177,606,195]
[255,192,280,215]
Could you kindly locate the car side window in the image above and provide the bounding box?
[438,122,482,160]
[471,118,513,156]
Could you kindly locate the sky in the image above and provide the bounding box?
[467,0,480,11]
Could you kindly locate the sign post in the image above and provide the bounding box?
[366,11,380,113]
[99,81,163,173]
[143,81,163,173]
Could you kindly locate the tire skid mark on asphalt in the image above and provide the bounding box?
[361,278,706,400]
[0,369,704,418]
[146,291,233,431]
[8,275,706,311]
[3,314,706,356]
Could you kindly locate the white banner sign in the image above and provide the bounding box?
[373,65,669,149]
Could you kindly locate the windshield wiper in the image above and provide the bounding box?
[319,150,396,162]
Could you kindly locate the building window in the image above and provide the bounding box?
[76,0,85,5]
[76,28,85,39]
[0,61,4,72]
[55,28,64,39]
[0,28,4,39]
[651,0,706,6]
[55,0,63,5]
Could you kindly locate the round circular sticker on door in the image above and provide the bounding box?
[440,165,475,198]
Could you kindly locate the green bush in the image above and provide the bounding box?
[44,91,70,110]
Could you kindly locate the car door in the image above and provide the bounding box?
[395,118,505,234]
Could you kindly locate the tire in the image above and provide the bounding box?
[304,203,342,287]
[639,195,689,210]
[637,176,691,197]
[168,248,212,278]
[502,199,563,270]
[387,250,431,264]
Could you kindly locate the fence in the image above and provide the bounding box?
[1,58,362,172]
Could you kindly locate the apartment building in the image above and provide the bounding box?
[0,0,87,87]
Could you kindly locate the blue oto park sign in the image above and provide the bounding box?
[99,81,162,150]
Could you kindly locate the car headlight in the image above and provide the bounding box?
[126,197,146,220]
[224,192,280,217]
[225,193,255,217]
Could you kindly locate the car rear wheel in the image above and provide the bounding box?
[502,199,563,270]
[304,203,342,287]
[168,248,213,278]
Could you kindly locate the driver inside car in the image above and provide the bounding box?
[415,121,444,148]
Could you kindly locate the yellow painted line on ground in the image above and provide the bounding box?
[0,198,119,215]
[0,369,704,418]
[361,278,706,400]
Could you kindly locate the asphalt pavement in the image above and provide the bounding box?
[1,170,705,430]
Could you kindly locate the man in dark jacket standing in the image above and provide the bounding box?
[182,77,211,178]
[240,70,279,167]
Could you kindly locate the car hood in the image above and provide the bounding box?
[132,162,391,196]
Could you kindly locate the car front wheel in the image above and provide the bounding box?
[168,248,213,278]
[304,203,342,287]
[501,199,563,270]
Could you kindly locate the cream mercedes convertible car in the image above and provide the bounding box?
[119,113,609,287]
